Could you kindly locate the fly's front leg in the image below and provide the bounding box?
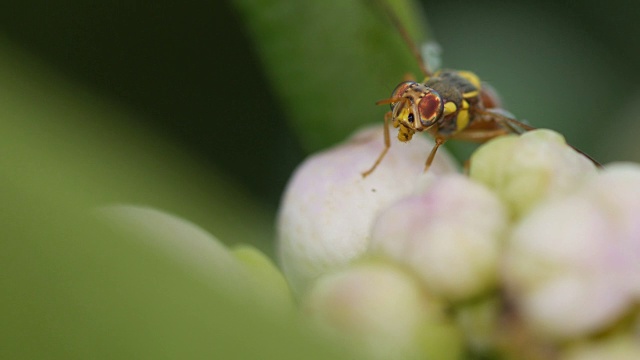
[362,111,392,178]
[424,136,446,173]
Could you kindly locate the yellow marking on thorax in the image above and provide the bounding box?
[443,102,457,115]
[463,90,479,99]
[456,110,470,131]
[456,99,471,131]
[457,70,481,89]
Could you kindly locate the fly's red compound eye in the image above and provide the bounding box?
[417,91,443,126]
[391,82,413,97]
[389,82,413,109]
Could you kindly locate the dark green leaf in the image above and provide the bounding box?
[231,0,434,151]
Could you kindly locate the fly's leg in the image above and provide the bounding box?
[403,73,417,82]
[449,128,510,142]
[424,136,446,173]
[472,108,534,134]
[362,111,392,178]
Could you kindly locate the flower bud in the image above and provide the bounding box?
[370,174,508,301]
[277,126,457,294]
[470,129,597,219]
[561,335,640,360]
[303,261,463,360]
[503,164,640,339]
[577,163,640,298]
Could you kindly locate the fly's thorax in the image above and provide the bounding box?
[426,69,482,107]
[422,70,485,135]
[429,69,481,96]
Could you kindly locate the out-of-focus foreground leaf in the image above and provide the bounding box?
[0,38,346,358]
[0,37,272,251]
[0,196,345,359]
[231,0,433,151]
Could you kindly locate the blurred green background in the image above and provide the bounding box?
[1,0,639,358]
[2,0,639,216]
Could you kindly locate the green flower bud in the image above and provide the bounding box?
[303,261,463,360]
[561,335,640,360]
[470,129,597,219]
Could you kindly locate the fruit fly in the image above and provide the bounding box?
[361,0,602,177]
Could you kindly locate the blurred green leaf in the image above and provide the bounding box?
[0,191,346,359]
[231,0,433,151]
[0,37,273,252]
[0,37,351,359]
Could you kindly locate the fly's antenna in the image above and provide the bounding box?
[375,96,403,106]
[366,0,433,78]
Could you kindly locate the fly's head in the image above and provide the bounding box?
[381,81,444,142]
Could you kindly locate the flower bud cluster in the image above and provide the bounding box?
[277,126,640,358]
